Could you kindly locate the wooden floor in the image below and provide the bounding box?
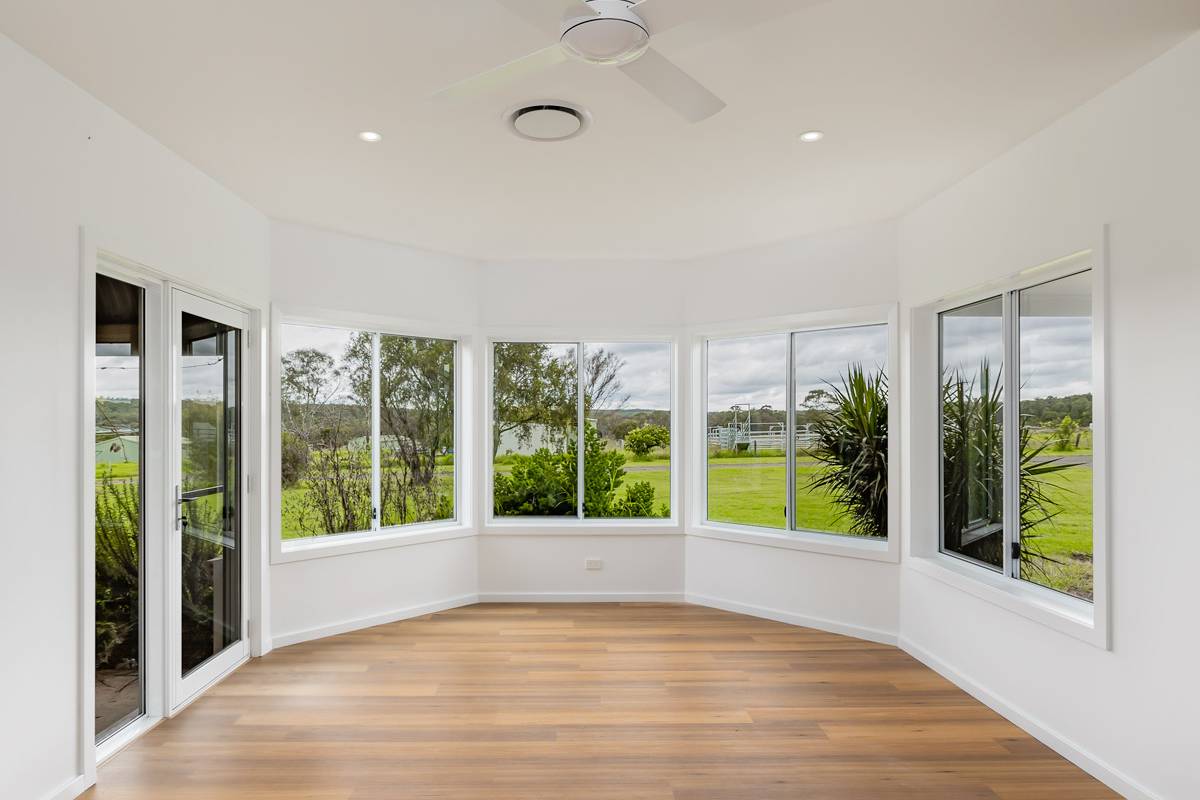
[86,604,1115,799]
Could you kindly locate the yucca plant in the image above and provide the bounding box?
[940,361,1072,573]
[807,365,888,537]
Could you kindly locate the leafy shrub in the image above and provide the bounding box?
[280,431,309,488]
[624,424,669,458]
[493,424,665,518]
[807,366,889,537]
[1052,415,1080,451]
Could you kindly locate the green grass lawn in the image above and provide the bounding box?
[1023,465,1093,600]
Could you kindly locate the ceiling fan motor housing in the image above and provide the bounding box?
[560,0,650,65]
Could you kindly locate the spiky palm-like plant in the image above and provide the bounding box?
[807,365,888,537]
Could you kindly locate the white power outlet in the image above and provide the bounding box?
[585,558,604,571]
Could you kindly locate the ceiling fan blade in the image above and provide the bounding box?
[434,44,568,99]
[619,47,725,123]
[493,0,597,36]
[631,0,821,45]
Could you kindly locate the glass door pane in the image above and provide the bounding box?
[95,274,144,741]
[179,311,241,676]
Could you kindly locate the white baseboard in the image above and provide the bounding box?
[44,773,93,800]
[478,592,686,603]
[272,594,479,648]
[899,636,1159,800]
[685,593,898,646]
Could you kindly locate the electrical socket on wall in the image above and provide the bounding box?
[585,559,603,571]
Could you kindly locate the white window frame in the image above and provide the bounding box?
[909,242,1109,649]
[483,328,682,534]
[687,304,901,564]
[270,305,475,564]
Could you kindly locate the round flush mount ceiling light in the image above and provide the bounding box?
[507,102,591,142]
[358,130,383,143]
[560,0,649,66]
[798,130,825,143]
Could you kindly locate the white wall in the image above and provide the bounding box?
[0,31,270,800]
[896,32,1200,800]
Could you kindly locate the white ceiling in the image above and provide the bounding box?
[2,0,1198,261]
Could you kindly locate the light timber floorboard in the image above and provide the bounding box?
[84,603,1116,799]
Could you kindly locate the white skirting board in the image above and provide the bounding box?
[44,773,94,800]
[899,636,1159,800]
[684,592,899,646]
[477,592,686,603]
[271,594,479,648]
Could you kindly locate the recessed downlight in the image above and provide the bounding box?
[798,130,825,143]
[507,102,591,142]
[358,130,383,143]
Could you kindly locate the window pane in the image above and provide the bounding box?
[179,313,242,675]
[793,324,889,537]
[584,342,671,519]
[280,324,372,537]
[492,342,579,517]
[379,334,455,527]
[95,274,144,741]
[940,297,1005,569]
[706,334,788,529]
[1018,271,1093,601]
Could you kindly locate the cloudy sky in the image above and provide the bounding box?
[941,293,1092,399]
[589,341,672,410]
[706,325,889,411]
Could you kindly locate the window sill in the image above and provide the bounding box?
[273,522,477,564]
[481,517,683,536]
[688,523,899,563]
[907,552,1107,649]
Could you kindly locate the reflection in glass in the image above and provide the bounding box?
[279,324,371,538]
[940,297,1005,569]
[584,342,671,519]
[706,334,788,529]
[793,325,889,537]
[379,334,456,527]
[492,342,579,517]
[180,313,240,675]
[95,274,144,741]
[1018,271,1094,600]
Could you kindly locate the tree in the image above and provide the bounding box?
[344,333,455,525]
[624,424,669,458]
[610,418,639,442]
[491,342,626,457]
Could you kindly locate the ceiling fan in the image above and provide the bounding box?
[437,0,809,123]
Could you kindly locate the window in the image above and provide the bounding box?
[95,273,145,741]
[491,340,672,520]
[939,271,1095,602]
[280,322,456,540]
[705,324,890,538]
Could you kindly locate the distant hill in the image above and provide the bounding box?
[1019,393,1092,427]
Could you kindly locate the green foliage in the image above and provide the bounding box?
[493,424,666,518]
[280,430,309,488]
[1019,393,1092,427]
[95,474,139,669]
[610,418,640,442]
[806,366,888,537]
[941,361,1075,574]
[623,424,669,458]
[1052,415,1081,451]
